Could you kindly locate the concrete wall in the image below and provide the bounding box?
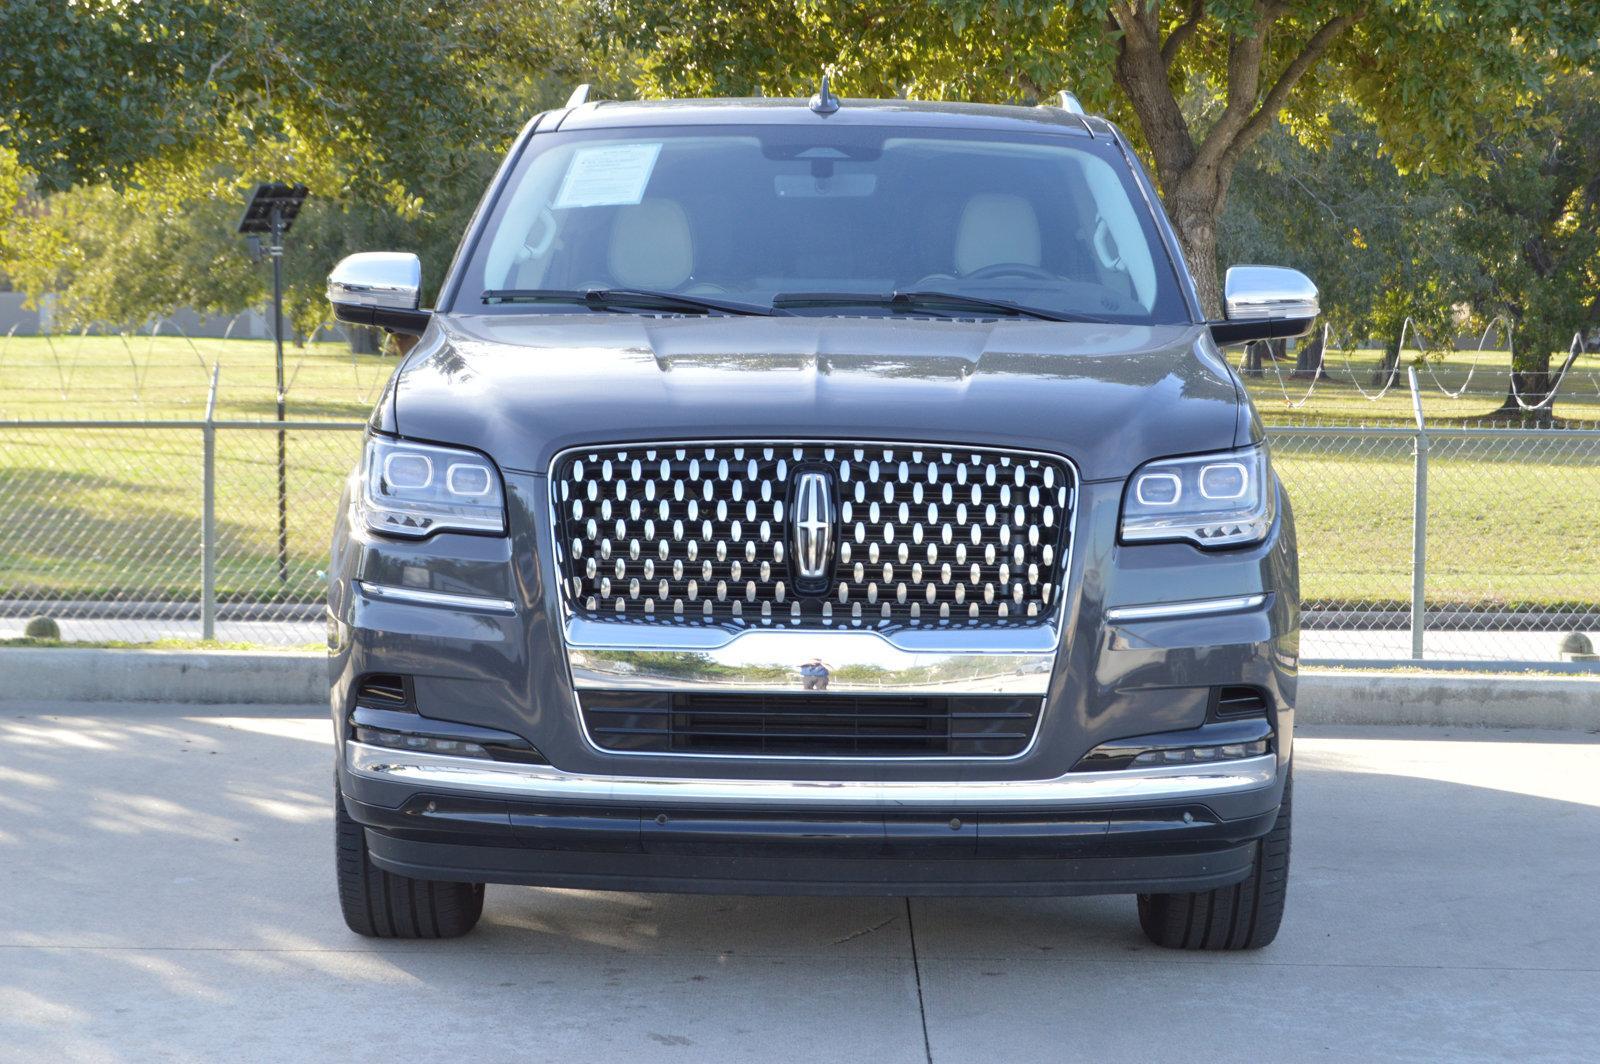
[0,650,1593,730]
[0,292,271,339]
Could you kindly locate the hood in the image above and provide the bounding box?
[385,314,1241,481]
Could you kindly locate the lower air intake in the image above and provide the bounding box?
[1213,686,1270,720]
[581,691,1042,758]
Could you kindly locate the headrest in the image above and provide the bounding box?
[955,193,1042,275]
[609,198,693,289]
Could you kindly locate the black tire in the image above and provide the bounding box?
[1136,770,1292,950]
[335,788,485,938]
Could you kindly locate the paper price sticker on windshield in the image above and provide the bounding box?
[553,143,663,209]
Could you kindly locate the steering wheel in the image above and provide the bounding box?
[963,262,1057,282]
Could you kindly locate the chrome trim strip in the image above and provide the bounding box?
[1104,594,1268,623]
[570,630,1054,695]
[564,616,1061,654]
[346,743,1277,810]
[357,581,516,615]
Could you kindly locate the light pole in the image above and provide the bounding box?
[238,183,308,584]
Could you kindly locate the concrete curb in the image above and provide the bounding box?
[1297,670,1599,731]
[0,649,324,707]
[0,650,1594,729]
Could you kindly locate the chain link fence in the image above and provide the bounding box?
[2,416,1597,665]
[1272,424,1600,663]
[0,420,362,645]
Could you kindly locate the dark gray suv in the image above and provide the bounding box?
[325,89,1314,949]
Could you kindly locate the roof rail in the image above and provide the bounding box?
[565,83,591,108]
[1054,91,1085,115]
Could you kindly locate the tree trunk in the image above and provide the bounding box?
[1371,333,1401,387]
[345,326,381,355]
[1494,369,1557,422]
[1168,194,1225,317]
[1292,332,1326,379]
[1108,3,1364,323]
[1241,341,1264,376]
[1492,318,1559,419]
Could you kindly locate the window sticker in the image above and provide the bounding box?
[552,143,663,209]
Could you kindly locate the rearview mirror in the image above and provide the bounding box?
[1209,265,1319,346]
[327,252,431,336]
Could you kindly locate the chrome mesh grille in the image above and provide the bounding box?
[550,441,1074,631]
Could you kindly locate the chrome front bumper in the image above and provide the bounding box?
[565,618,1058,696]
[345,742,1278,810]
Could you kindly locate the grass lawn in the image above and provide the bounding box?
[4,335,1597,426]
[2,336,1597,616]
[0,334,390,421]
[1271,433,1600,612]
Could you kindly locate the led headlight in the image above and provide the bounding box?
[1121,444,1275,548]
[359,436,506,538]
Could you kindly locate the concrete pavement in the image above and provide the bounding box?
[2,705,1597,1063]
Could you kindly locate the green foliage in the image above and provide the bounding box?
[1442,70,1600,375]
[3,0,1597,334]
[1223,109,1469,345]
[0,0,236,192]
[0,0,504,202]
[597,0,1600,309]
[1224,71,1600,378]
[22,616,61,640]
[611,0,1112,105]
[0,1,608,334]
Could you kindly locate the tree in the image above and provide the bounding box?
[1222,73,1600,417]
[0,1,608,339]
[0,164,492,340]
[0,0,505,202]
[600,0,1600,312]
[1222,108,1470,382]
[1443,70,1600,416]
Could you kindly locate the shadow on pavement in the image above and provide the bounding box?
[0,708,1595,1062]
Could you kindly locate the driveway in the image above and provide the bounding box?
[2,705,1596,1063]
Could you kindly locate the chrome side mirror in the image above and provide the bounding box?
[1210,265,1319,346]
[327,252,430,336]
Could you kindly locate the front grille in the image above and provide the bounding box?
[581,691,1042,757]
[551,441,1074,631]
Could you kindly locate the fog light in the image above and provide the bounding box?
[1131,738,1268,766]
[354,725,490,759]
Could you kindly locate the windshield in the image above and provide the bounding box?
[455,124,1191,324]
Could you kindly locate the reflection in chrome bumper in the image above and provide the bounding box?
[345,742,1278,810]
[565,620,1059,695]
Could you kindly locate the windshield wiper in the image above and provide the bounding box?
[482,287,785,317]
[771,290,1109,324]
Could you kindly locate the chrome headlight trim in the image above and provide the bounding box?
[1120,444,1276,549]
[360,435,508,539]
